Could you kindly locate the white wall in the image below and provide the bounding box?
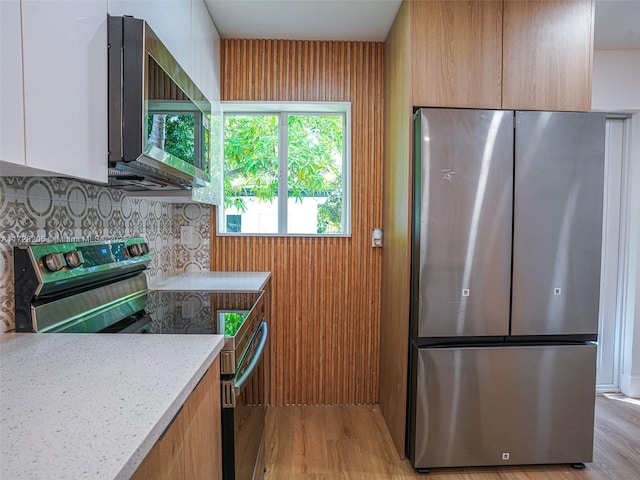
[592,50,640,111]
[592,49,640,397]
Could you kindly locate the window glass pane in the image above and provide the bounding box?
[287,115,343,234]
[147,112,195,163]
[223,114,279,233]
[226,214,242,233]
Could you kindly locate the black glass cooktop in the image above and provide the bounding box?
[146,290,261,336]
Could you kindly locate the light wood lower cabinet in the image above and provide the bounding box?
[132,357,222,480]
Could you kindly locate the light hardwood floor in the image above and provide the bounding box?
[264,394,640,479]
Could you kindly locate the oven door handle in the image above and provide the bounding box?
[222,322,268,408]
[233,321,268,395]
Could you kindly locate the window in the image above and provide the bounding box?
[226,214,242,233]
[218,103,351,235]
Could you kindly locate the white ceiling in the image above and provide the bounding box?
[204,0,640,49]
[204,0,402,42]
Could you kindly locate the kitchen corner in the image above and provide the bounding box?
[0,264,272,479]
[0,174,272,478]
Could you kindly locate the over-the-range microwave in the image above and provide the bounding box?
[107,15,211,191]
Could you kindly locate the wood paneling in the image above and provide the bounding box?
[502,0,595,111]
[379,0,412,459]
[214,39,384,406]
[148,58,188,101]
[411,0,503,109]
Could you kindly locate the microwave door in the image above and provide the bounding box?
[107,15,211,190]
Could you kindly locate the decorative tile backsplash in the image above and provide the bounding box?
[0,176,212,333]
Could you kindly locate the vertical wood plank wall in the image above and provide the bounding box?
[212,39,384,406]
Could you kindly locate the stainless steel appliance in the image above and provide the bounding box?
[13,239,267,480]
[407,109,605,471]
[13,238,152,333]
[147,290,268,480]
[108,15,211,191]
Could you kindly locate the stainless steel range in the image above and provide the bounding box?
[147,289,268,480]
[13,238,267,480]
[13,238,152,333]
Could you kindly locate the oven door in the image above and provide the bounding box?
[221,321,268,480]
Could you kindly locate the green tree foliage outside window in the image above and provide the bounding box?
[223,113,345,234]
[224,115,279,212]
[147,113,196,163]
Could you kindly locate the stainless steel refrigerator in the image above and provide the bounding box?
[407,109,606,471]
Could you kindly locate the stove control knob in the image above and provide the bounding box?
[127,244,141,257]
[43,253,65,272]
[139,242,149,255]
[64,250,84,268]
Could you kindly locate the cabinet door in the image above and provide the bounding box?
[132,407,187,480]
[0,0,25,166]
[502,0,595,111]
[132,360,221,480]
[21,0,108,182]
[183,360,222,480]
[191,0,220,103]
[411,0,502,109]
[108,0,192,76]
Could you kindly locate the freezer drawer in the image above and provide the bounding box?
[408,344,597,469]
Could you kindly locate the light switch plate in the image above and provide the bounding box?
[180,226,194,246]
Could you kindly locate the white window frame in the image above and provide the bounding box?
[218,102,352,237]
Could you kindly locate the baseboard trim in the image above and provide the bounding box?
[620,374,640,398]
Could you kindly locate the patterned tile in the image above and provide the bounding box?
[0,176,211,332]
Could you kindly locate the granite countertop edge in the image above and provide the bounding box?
[149,271,271,292]
[0,333,225,480]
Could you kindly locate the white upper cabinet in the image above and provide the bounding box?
[2,0,108,182]
[108,0,219,103]
[2,0,219,191]
[19,0,108,182]
[108,0,193,86]
[192,0,220,103]
[0,0,26,168]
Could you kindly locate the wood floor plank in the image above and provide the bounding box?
[264,395,640,479]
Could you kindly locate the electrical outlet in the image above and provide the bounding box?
[182,300,195,318]
[502,452,510,460]
[180,226,194,246]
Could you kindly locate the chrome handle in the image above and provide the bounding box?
[234,321,268,394]
[222,322,268,408]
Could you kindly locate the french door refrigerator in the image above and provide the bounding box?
[407,108,606,471]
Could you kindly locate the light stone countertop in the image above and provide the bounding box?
[0,332,224,480]
[150,271,271,292]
